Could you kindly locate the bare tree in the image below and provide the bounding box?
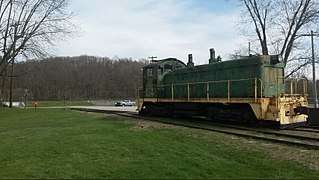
[239,0,319,77]
[0,0,75,98]
[242,0,272,55]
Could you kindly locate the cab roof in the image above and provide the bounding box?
[144,58,186,68]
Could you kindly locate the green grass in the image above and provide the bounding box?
[25,100,93,107]
[0,109,318,179]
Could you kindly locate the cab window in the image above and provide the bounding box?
[158,66,164,75]
[146,68,153,77]
[164,64,173,73]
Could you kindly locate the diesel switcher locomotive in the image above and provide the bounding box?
[137,49,309,128]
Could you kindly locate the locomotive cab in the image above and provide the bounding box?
[141,58,187,98]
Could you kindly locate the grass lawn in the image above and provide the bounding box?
[25,100,93,107]
[0,109,318,179]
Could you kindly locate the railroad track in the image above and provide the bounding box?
[294,127,319,133]
[116,112,319,150]
[302,125,319,130]
[72,108,319,150]
[199,121,319,141]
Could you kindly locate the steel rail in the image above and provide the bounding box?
[303,126,319,130]
[294,128,319,133]
[196,121,319,142]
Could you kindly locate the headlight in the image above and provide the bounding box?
[278,55,283,62]
[271,55,283,64]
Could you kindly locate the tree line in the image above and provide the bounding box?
[1,56,148,101]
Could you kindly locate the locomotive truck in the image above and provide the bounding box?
[137,49,309,128]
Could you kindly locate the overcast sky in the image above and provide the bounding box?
[56,0,244,65]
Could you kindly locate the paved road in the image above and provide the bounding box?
[69,106,138,113]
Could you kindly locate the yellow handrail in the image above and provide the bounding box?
[151,78,264,102]
[140,77,308,108]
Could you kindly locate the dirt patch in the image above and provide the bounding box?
[134,124,155,131]
[132,121,172,131]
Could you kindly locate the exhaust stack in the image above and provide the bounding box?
[209,48,216,64]
[187,54,194,68]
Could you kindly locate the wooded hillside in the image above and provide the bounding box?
[2,56,148,101]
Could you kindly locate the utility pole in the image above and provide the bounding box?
[9,56,14,108]
[148,56,157,61]
[311,30,318,108]
[9,23,21,108]
[299,31,318,108]
[9,41,17,108]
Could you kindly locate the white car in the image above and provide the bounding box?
[114,100,136,106]
[1,101,25,107]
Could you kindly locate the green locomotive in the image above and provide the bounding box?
[138,49,308,128]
